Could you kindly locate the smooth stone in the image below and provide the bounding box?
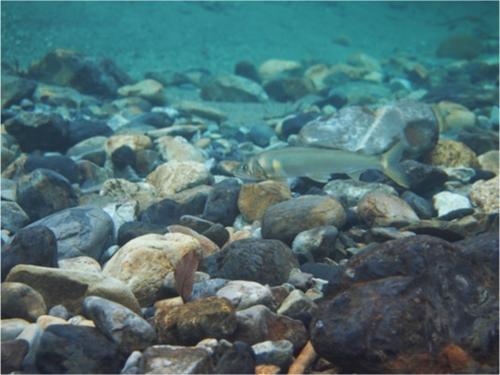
[436,34,482,60]
[100,178,157,212]
[156,135,205,162]
[35,324,125,374]
[16,323,42,372]
[423,139,480,168]
[469,176,499,214]
[111,145,137,169]
[202,178,241,226]
[103,233,200,306]
[68,118,112,146]
[1,318,30,341]
[1,178,17,201]
[287,268,314,291]
[27,206,114,260]
[216,280,275,310]
[103,200,138,237]
[167,225,220,256]
[433,101,477,133]
[48,305,70,320]
[16,168,78,221]
[6,264,140,315]
[201,74,268,102]
[258,59,302,82]
[400,160,448,194]
[83,296,156,353]
[154,296,237,345]
[140,345,214,374]
[147,160,212,197]
[1,282,47,322]
[234,304,307,352]
[36,315,68,330]
[214,341,257,374]
[1,201,29,233]
[33,82,98,109]
[277,289,317,325]
[252,340,294,368]
[58,256,102,273]
[238,180,292,222]
[358,191,419,227]
[161,271,210,299]
[264,77,313,102]
[191,278,229,300]
[323,179,396,207]
[24,154,79,183]
[478,150,499,175]
[203,238,298,286]
[66,136,107,163]
[1,225,58,281]
[278,111,319,139]
[118,79,165,105]
[174,100,227,123]
[4,111,69,152]
[117,221,168,247]
[1,339,29,373]
[433,191,472,218]
[248,124,276,147]
[120,350,142,374]
[292,225,338,263]
[235,60,260,82]
[1,74,37,109]
[261,195,345,244]
[105,133,151,156]
[139,196,206,227]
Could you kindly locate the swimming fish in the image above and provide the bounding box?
[234,141,410,188]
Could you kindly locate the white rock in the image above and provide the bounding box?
[433,191,471,217]
[216,280,274,310]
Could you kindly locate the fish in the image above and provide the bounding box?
[234,141,410,188]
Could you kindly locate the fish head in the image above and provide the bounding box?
[233,157,268,180]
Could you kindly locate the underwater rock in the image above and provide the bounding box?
[1,282,47,322]
[174,100,228,123]
[1,178,17,202]
[278,111,319,139]
[4,111,70,152]
[16,168,77,221]
[234,304,307,352]
[35,324,125,374]
[436,34,483,60]
[147,160,212,197]
[215,341,256,374]
[58,256,101,274]
[155,296,237,345]
[248,123,276,147]
[24,154,79,183]
[469,176,499,214]
[27,206,114,260]
[264,77,313,102]
[105,134,152,156]
[478,150,499,175]
[400,159,448,194]
[457,127,499,155]
[201,74,269,102]
[100,178,157,212]
[433,191,472,218]
[292,225,338,263]
[258,59,302,82]
[252,340,293,368]
[33,82,98,109]
[117,221,167,246]
[68,119,112,146]
[118,79,166,105]
[238,180,292,222]
[215,280,275,310]
[433,101,476,133]
[1,226,58,280]
[310,235,498,373]
[140,345,214,374]
[401,191,433,219]
[277,289,317,325]
[1,318,30,341]
[156,135,205,162]
[299,101,438,157]
[235,60,261,83]
[28,49,132,97]
[1,339,29,373]
[323,179,397,207]
[358,191,419,227]
[66,136,108,164]
[140,195,206,227]
[82,296,156,353]
[77,158,111,189]
[6,264,140,315]
[261,195,345,244]
[202,178,241,226]
[1,201,29,233]
[423,139,480,168]
[1,75,37,109]
[327,81,391,105]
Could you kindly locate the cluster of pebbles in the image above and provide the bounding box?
[1,37,498,374]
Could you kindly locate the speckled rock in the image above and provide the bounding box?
[155,296,237,345]
[6,264,140,315]
[58,256,101,273]
[118,79,165,105]
[292,225,338,263]
[140,345,214,374]
[203,238,298,286]
[216,280,275,310]
[1,201,29,233]
[1,226,58,281]
[16,169,77,221]
[433,191,472,218]
[238,180,292,222]
[82,296,156,353]
[156,135,205,162]
[27,206,114,260]
[358,191,419,227]
[262,195,345,244]
[324,179,397,207]
[147,160,212,197]
[1,282,47,322]
[234,304,307,352]
[252,340,294,368]
[105,134,152,156]
[1,318,30,341]
[103,233,200,306]
[100,178,157,211]
[424,139,480,168]
[35,324,125,374]
[191,278,229,301]
[469,176,499,214]
[478,150,499,175]
[201,74,268,102]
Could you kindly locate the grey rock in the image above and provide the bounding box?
[324,179,397,207]
[433,191,472,218]
[48,305,70,320]
[140,345,214,374]
[1,178,17,201]
[252,340,294,368]
[201,74,268,102]
[400,160,448,194]
[357,191,419,227]
[214,341,256,374]
[277,289,317,325]
[401,191,433,219]
[27,206,114,260]
[292,225,338,263]
[328,81,391,105]
[1,75,37,109]
[1,318,30,341]
[83,296,156,353]
[162,271,211,298]
[24,154,79,183]
[66,136,107,164]
[1,282,47,322]
[202,178,241,226]
[216,280,275,310]
[287,268,314,291]
[78,159,112,190]
[1,201,29,233]
[1,339,29,373]
[17,323,42,373]
[191,278,229,300]
[120,351,142,374]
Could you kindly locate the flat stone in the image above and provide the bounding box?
[201,74,268,102]
[324,179,397,207]
[140,345,214,374]
[1,318,30,341]
[252,340,294,368]
[258,59,302,82]
[469,176,499,214]
[34,83,99,111]
[1,74,37,109]
[478,150,499,175]
[105,134,152,156]
[156,135,205,162]
[292,226,338,263]
[238,180,292,222]
[423,139,479,168]
[66,136,107,162]
[58,256,102,273]
[154,296,237,345]
[1,282,47,322]
[118,79,165,105]
[174,100,227,123]
[1,339,29,373]
[1,201,29,233]
[277,289,317,325]
[433,191,472,218]
[100,178,157,212]
[216,280,275,310]
[202,178,241,226]
[358,191,419,227]
[6,264,140,315]
[36,315,68,330]
[261,195,345,244]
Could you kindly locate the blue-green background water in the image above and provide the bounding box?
[2,1,498,79]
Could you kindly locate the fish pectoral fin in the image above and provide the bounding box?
[305,173,331,183]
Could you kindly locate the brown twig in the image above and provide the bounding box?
[288,341,318,375]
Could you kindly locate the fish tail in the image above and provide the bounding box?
[381,141,410,188]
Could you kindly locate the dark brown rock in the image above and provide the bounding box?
[1,339,29,373]
[140,345,214,374]
[1,282,47,322]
